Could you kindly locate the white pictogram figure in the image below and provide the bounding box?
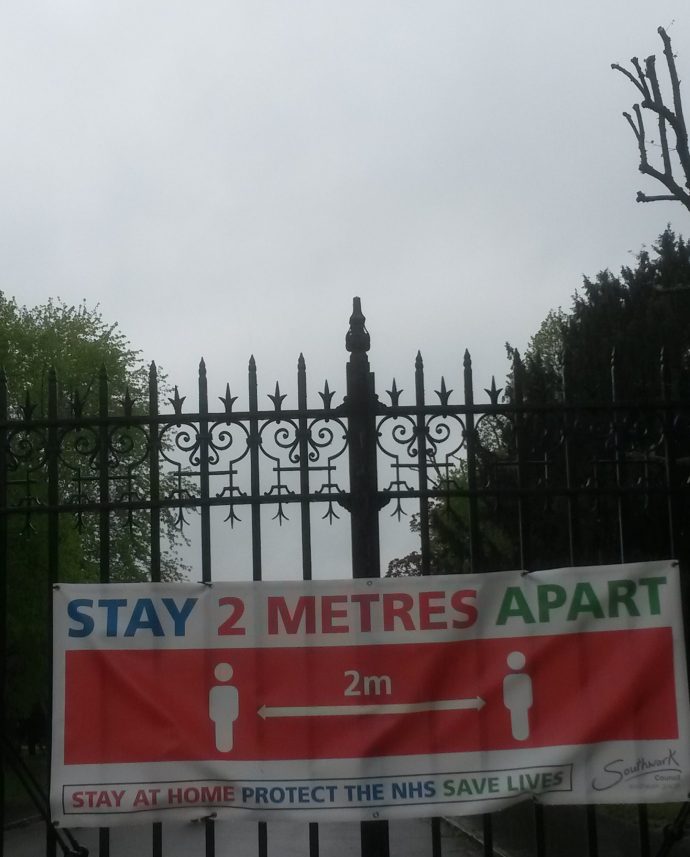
[209,662,239,752]
[502,651,533,741]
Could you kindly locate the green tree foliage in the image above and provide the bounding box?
[389,229,690,577]
[509,229,690,402]
[0,295,144,403]
[1,295,184,727]
[387,470,514,577]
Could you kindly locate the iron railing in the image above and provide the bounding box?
[2,297,689,857]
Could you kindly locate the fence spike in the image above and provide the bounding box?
[485,376,502,405]
[319,380,335,409]
[512,350,523,404]
[269,381,286,412]
[435,376,452,405]
[386,379,402,406]
[149,363,159,420]
[220,383,237,415]
[464,350,474,408]
[169,385,186,415]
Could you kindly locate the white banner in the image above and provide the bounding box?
[51,560,690,826]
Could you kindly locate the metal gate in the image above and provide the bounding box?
[2,298,689,857]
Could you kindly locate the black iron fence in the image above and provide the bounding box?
[1,297,690,857]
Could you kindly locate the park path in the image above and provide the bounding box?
[3,817,483,857]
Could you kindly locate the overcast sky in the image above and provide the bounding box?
[2,2,689,576]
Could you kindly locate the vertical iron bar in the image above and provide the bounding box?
[46,369,59,857]
[97,367,110,857]
[561,355,579,570]
[655,347,688,857]
[45,371,60,857]
[611,350,626,566]
[198,360,216,857]
[345,299,389,857]
[247,356,268,857]
[415,355,442,857]
[611,352,650,857]
[248,357,262,583]
[563,360,599,856]
[482,816,494,857]
[298,355,313,584]
[513,355,546,856]
[585,806,599,857]
[464,354,495,857]
[660,348,690,661]
[298,355,320,857]
[257,821,268,857]
[661,348,681,566]
[199,360,213,583]
[512,353,531,572]
[430,819,442,857]
[463,351,482,574]
[308,824,319,857]
[149,364,163,857]
[0,370,7,857]
[415,353,431,575]
[637,807,650,857]
[149,364,162,584]
[98,366,111,582]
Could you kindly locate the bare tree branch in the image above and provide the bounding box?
[645,55,673,176]
[658,26,690,187]
[622,109,643,147]
[611,60,648,98]
[637,192,682,202]
[614,27,690,212]
[631,57,651,99]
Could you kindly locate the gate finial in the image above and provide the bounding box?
[346,297,370,354]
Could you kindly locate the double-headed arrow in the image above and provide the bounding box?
[258,697,485,720]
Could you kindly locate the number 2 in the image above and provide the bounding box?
[218,597,246,635]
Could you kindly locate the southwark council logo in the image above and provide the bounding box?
[592,749,682,791]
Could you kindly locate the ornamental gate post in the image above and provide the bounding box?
[344,298,390,857]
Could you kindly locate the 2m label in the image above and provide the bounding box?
[344,669,392,697]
